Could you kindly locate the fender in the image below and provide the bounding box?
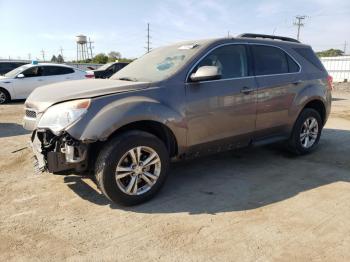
[0,82,15,99]
[289,80,329,125]
[66,95,187,150]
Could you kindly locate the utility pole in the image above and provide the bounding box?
[59,46,64,59]
[40,49,45,61]
[293,15,306,41]
[344,41,347,55]
[88,38,94,59]
[227,31,230,38]
[146,23,151,53]
[28,53,31,60]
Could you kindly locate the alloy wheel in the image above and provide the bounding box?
[0,91,6,104]
[300,117,319,148]
[115,146,161,195]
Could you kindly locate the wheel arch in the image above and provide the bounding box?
[108,120,179,157]
[303,99,326,125]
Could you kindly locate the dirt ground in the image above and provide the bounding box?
[1,88,350,261]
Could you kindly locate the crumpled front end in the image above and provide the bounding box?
[30,129,89,173]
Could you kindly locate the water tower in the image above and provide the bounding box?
[76,35,89,62]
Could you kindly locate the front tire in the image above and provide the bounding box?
[0,88,10,104]
[288,108,322,155]
[95,131,170,206]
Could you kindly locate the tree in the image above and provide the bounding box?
[57,54,64,63]
[51,55,58,63]
[92,53,109,64]
[316,49,344,57]
[108,51,122,62]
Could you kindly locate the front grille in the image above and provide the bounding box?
[25,109,37,119]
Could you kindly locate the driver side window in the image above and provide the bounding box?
[22,67,43,78]
[192,44,248,80]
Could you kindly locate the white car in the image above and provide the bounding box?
[0,63,90,104]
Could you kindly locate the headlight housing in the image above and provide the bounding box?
[38,99,91,134]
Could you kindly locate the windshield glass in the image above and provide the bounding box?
[97,62,114,71]
[5,64,31,78]
[111,43,203,82]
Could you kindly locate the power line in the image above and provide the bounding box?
[293,15,307,41]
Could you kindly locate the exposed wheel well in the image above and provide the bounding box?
[108,121,178,157]
[303,100,326,124]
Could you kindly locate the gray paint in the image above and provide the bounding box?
[24,37,331,157]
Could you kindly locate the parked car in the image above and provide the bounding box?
[23,33,332,205]
[91,62,129,79]
[0,61,27,75]
[0,63,90,103]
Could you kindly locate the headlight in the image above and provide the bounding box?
[38,99,91,134]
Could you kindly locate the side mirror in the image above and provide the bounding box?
[17,73,25,78]
[190,66,221,82]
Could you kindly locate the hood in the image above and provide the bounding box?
[25,79,150,112]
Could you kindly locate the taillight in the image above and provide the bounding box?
[327,75,333,91]
[85,74,94,79]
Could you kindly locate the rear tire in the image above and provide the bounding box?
[95,130,170,206]
[0,88,10,104]
[287,108,322,155]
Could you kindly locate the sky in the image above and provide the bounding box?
[0,0,349,61]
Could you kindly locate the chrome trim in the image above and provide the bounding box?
[185,42,302,84]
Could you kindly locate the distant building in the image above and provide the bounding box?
[320,56,350,82]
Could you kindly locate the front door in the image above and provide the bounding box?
[16,66,46,98]
[185,44,257,151]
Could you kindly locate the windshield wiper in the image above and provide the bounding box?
[118,77,138,82]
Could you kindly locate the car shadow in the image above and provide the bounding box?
[0,123,30,138]
[63,128,350,214]
[1,99,25,105]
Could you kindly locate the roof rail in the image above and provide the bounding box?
[237,33,300,43]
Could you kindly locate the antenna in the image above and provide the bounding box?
[293,15,307,41]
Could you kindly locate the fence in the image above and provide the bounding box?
[320,56,350,82]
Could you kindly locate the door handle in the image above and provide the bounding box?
[240,87,255,94]
[37,79,44,82]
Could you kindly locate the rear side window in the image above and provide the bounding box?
[252,45,299,75]
[192,44,248,80]
[293,47,325,71]
[43,66,74,76]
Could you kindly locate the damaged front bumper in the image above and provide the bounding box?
[31,129,89,173]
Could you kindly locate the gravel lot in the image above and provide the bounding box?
[0,87,350,261]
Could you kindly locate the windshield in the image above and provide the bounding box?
[111,43,203,82]
[5,64,31,78]
[97,62,114,71]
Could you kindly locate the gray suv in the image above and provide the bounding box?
[23,33,332,205]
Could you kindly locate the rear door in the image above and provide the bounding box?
[42,66,76,84]
[185,44,257,150]
[251,44,301,139]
